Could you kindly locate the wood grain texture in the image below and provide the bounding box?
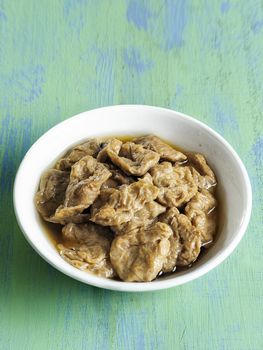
[0,1,262,349]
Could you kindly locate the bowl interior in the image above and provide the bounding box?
[14,105,251,291]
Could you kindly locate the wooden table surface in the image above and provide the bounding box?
[0,1,262,349]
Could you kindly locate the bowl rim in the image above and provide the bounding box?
[13,104,252,292]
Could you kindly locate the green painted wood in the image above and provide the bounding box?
[0,1,262,349]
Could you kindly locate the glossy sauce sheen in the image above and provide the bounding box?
[40,136,220,279]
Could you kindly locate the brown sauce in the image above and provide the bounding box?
[38,135,222,281]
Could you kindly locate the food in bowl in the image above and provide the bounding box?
[35,135,218,282]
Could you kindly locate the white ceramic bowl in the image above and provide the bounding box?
[13,105,252,292]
